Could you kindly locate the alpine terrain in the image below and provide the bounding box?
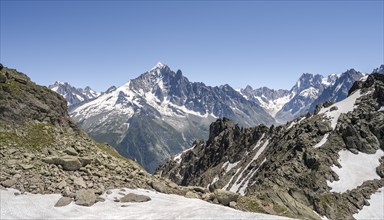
[48,81,101,108]
[0,64,177,201]
[158,72,384,219]
[68,63,275,172]
[239,69,365,123]
[0,64,290,219]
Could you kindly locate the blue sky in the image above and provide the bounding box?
[1,1,383,91]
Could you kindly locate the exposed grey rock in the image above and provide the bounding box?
[185,191,200,199]
[96,197,106,203]
[214,189,239,206]
[73,176,86,188]
[1,179,17,188]
[43,156,82,171]
[54,197,72,207]
[120,193,151,203]
[229,201,237,208]
[19,164,34,170]
[75,189,97,206]
[63,147,78,156]
[150,181,167,193]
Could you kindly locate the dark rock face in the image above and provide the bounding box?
[158,74,384,219]
[55,197,73,207]
[0,67,72,128]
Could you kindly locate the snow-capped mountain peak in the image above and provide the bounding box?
[151,62,167,71]
[48,81,101,107]
[69,63,274,172]
[373,64,384,74]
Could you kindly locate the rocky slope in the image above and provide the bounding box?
[0,65,193,206]
[158,73,384,219]
[69,63,274,172]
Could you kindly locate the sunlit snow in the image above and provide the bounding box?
[0,188,291,220]
[254,95,292,117]
[313,133,329,148]
[327,149,384,193]
[229,139,269,194]
[222,161,241,174]
[353,187,384,220]
[319,90,362,129]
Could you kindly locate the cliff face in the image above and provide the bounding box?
[158,73,384,219]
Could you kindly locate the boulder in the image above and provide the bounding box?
[214,189,239,206]
[19,164,34,170]
[150,181,167,193]
[120,193,151,203]
[73,176,86,188]
[229,201,237,208]
[63,147,78,156]
[79,156,93,167]
[1,179,17,188]
[185,191,200,199]
[60,156,82,171]
[54,197,72,207]
[43,156,82,171]
[75,189,96,206]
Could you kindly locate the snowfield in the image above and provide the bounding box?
[319,90,361,129]
[1,188,291,220]
[327,149,384,193]
[353,187,384,220]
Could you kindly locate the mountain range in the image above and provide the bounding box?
[158,72,384,219]
[48,81,100,108]
[2,63,383,219]
[2,64,278,218]
[50,64,383,172]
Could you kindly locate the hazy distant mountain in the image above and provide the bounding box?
[240,69,365,123]
[238,86,291,117]
[49,81,100,107]
[69,63,275,172]
[373,64,384,74]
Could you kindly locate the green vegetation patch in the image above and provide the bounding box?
[0,123,54,150]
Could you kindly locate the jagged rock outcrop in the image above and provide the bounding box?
[158,73,384,219]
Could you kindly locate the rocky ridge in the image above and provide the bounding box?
[158,73,384,219]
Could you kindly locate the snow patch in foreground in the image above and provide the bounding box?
[0,188,291,220]
[319,90,361,129]
[353,187,384,220]
[327,149,384,193]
